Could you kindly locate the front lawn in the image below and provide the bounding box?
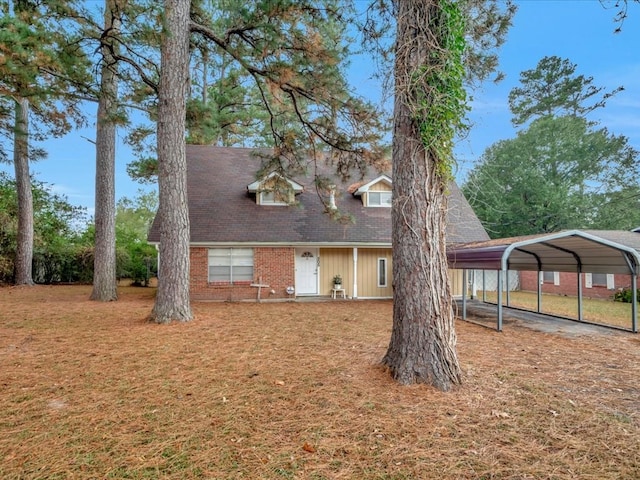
[481,290,635,329]
[1,286,639,479]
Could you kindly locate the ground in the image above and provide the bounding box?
[1,285,639,479]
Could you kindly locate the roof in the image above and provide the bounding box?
[448,229,640,274]
[148,145,489,246]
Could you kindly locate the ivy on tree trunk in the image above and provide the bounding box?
[382,0,464,390]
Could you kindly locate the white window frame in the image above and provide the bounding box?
[586,273,615,289]
[208,248,254,284]
[367,191,392,208]
[377,257,388,287]
[260,190,289,206]
[541,271,559,285]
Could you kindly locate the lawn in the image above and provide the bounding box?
[480,290,636,329]
[1,285,639,479]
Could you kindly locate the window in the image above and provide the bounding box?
[260,190,289,206]
[368,191,392,207]
[541,271,559,285]
[378,258,388,287]
[208,248,253,283]
[586,273,614,289]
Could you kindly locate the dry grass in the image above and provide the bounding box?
[1,285,639,479]
[481,291,636,329]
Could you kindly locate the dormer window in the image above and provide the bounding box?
[368,191,392,207]
[353,174,392,208]
[247,172,304,206]
[260,189,289,206]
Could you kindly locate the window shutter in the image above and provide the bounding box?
[553,272,560,286]
[606,274,615,290]
[585,273,592,288]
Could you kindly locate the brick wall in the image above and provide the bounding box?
[189,247,295,301]
[520,271,632,299]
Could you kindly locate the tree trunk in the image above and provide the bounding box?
[382,0,461,390]
[91,0,120,302]
[13,97,34,286]
[150,0,193,323]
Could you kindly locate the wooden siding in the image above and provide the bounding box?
[319,248,352,296]
[449,269,464,297]
[362,180,392,207]
[356,248,393,298]
[369,181,392,191]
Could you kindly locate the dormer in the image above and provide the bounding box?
[247,172,304,206]
[353,174,392,207]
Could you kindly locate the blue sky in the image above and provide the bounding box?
[2,0,639,216]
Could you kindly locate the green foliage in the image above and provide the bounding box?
[508,56,622,127]
[0,0,92,144]
[0,172,90,284]
[415,0,468,179]
[464,57,640,238]
[115,190,158,286]
[612,288,640,304]
[127,1,389,185]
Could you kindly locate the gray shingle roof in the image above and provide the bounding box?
[148,145,489,245]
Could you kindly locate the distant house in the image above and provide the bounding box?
[148,145,489,301]
[517,230,640,299]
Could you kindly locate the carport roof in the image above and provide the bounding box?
[447,229,640,275]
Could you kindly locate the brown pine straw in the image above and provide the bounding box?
[1,285,639,479]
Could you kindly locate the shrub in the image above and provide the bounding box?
[612,288,640,303]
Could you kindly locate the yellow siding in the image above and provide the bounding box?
[319,248,461,300]
[319,248,352,296]
[449,269,464,297]
[356,248,393,298]
[369,181,392,192]
[319,248,392,298]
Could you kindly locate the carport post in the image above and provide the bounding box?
[537,271,542,313]
[632,274,638,333]
[497,269,503,331]
[506,270,511,306]
[461,269,467,320]
[577,270,583,322]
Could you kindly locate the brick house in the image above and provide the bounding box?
[148,145,489,301]
[520,271,633,300]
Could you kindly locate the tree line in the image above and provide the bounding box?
[0,177,157,287]
[463,56,640,238]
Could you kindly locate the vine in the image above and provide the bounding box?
[411,0,468,180]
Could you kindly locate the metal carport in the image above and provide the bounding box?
[447,230,640,332]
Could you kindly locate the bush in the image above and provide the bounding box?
[612,288,640,303]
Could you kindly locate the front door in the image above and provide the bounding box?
[295,248,318,295]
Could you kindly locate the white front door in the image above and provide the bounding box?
[295,248,318,295]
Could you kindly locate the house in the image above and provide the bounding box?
[517,230,640,300]
[148,145,489,301]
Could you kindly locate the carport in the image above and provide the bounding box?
[447,230,640,332]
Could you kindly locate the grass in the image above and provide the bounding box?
[1,285,639,479]
[479,290,635,329]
